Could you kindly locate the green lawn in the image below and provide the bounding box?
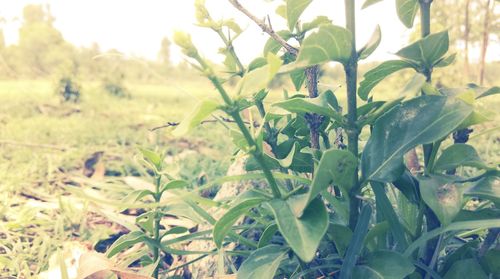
[0,79,233,277]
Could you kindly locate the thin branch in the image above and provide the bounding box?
[228,0,298,55]
[150,116,259,132]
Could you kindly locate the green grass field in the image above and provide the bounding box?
[0,78,235,277]
[0,77,498,278]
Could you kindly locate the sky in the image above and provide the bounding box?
[0,0,495,64]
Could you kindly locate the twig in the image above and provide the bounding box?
[228,0,298,55]
[0,140,67,151]
[150,116,259,132]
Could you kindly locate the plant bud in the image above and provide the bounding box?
[173,31,199,58]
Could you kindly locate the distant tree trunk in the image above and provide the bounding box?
[478,0,493,85]
[463,0,471,79]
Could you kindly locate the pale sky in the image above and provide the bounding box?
[0,0,495,64]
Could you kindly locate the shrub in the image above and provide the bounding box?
[55,76,81,103]
[78,0,500,278]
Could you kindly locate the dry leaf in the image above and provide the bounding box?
[76,251,155,279]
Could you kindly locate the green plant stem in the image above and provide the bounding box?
[215,29,245,75]
[420,0,433,167]
[153,175,162,279]
[206,74,282,198]
[304,66,322,150]
[425,139,442,174]
[256,99,293,190]
[418,0,441,269]
[420,0,432,38]
[344,0,360,231]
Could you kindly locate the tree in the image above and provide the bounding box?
[17,4,75,76]
[157,37,171,66]
[478,0,495,85]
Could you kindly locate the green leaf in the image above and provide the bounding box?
[327,224,352,257]
[476,86,500,99]
[371,182,409,250]
[358,60,414,100]
[396,31,449,67]
[263,31,293,55]
[398,73,426,98]
[286,0,313,30]
[273,91,345,123]
[392,170,420,204]
[454,208,500,222]
[364,221,389,251]
[213,198,266,249]
[482,249,500,277]
[276,4,287,19]
[361,95,473,183]
[444,259,488,279]
[301,16,332,32]
[237,245,289,279]
[162,226,188,237]
[138,148,162,171]
[465,176,500,206]
[362,0,384,9]
[404,219,500,257]
[290,69,306,91]
[363,250,415,279]
[258,223,278,248]
[293,149,358,216]
[237,53,283,96]
[435,53,456,68]
[136,211,156,235]
[434,144,488,172]
[106,231,145,257]
[267,197,328,262]
[352,266,384,279]
[358,25,382,60]
[396,0,419,28]
[339,205,372,279]
[419,175,462,225]
[172,99,219,137]
[295,24,352,66]
[160,180,189,193]
[248,57,267,71]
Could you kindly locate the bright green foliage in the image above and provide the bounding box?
[236,53,283,96]
[396,30,449,67]
[362,95,472,182]
[396,0,419,28]
[267,198,328,262]
[106,231,145,258]
[156,0,500,278]
[294,149,357,215]
[359,250,415,279]
[172,99,220,137]
[295,24,352,66]
[465,176,500,206]
[358,60,414,100]
[286,0,313,30]
[358,25,382,60]
[419,175,463,225]
[433,144,488,171]
[213,198,266,248]
[444,259,488,279]
[237,245,289,279]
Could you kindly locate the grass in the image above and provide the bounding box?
[0,74,498,278]
[0,78,233,278]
